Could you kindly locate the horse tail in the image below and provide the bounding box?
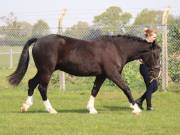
[8,38,38,86]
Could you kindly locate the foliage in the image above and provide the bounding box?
[168,17,180,82]
[134,9,162,25]
[93,6,132,33]
[82,28,103,40]
[0,13,50,46]
[64,21,90,39]
[169,58,180,82]
[134,9,176,26]
[32,19,50,37]
[0,12,32,40]
[168,19,180,54]
[122,61,144,89]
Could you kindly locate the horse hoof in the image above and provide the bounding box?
[88,108,98,114]
[87,106,98,114]
[132,111,141,116]
[20,103,29,112]
[48,108,58,114]
[89,111,98,114]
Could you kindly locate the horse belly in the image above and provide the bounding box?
[58,61,102,76]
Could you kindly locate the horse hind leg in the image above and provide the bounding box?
[38,72,57,114]
[87,75,106,114]
[21,72,39,112]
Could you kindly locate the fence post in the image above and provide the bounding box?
[162,7,170,90]
[59,71,65,90]
[58,9,67,91]
[9,48,13,69]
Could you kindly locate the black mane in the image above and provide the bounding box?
[116,34,147,42]
[99,34,148,44]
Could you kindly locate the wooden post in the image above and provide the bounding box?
[9,48,13,69]
[162,7,170,90]
[59,71,65,90]
[58,9,67,91]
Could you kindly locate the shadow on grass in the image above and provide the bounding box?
[3,106,131,114]
[5,109,88,114]
[5,110,48,114]
[57,108,87,113]
[102,105,131,112]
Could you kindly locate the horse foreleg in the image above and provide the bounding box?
[43,99,57,114]
[108,72,141,115]
[87,75,105,114]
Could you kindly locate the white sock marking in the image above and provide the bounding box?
[132,103,142,113]
[87,96,97,114]
[43,99,53,111]
[25,96,33,106]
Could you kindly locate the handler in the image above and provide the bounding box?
[136,28,159,111]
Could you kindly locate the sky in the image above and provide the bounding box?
[0,0,179,31]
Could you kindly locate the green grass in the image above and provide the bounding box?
[0,68,180,135]
[0,87,180,135]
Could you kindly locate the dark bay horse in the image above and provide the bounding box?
[8,34,161,114]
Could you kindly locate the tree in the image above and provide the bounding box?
[0,12,18,38]
[134,9,162,25]
[0,12,32,38]
[0,12,32,46]
[0,12,17,26]
[32,20,50,37]
[134,9,176,26]
[83,28,103,40]
[15,21,32,38]
[64,21,89,39]
[4,21,32,40]
[93,6,132,33]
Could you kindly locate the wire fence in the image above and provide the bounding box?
[0,25,179,86]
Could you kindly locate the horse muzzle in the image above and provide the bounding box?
[150,69,161,83]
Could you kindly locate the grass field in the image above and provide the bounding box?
[0,68,180,135]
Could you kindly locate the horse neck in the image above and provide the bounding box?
[123,41,150,62]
